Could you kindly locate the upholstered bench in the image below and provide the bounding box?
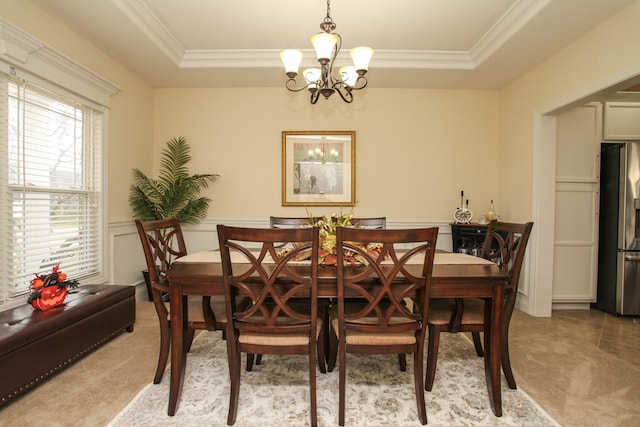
[0,284,136,407]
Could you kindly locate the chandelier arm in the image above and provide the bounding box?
[350,76,368,91]
[285,78,314,93]
[310,91,320,104]
[334,85,354,103]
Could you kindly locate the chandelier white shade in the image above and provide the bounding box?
[280,0,373,104]
[280,50,303,76]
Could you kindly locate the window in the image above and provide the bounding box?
[0,71,104,301]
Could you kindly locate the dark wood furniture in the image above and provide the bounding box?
[426,221,534,392]
[450,222,490,255]
[166,251,509,417]
[135,218,224,384]
[332,227,438,425]
[0,284,135,406]
[269,216,320,228]
[332,216,387,229]
[218,225,322,427]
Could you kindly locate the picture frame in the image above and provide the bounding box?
[282,130,356,206]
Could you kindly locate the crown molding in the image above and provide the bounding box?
[470,0,552,65]
[0,19,120,105]
[111,0,546,72]
[111,0,185,65]
[181,49,475,70]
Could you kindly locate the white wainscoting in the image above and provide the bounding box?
[110,219,454,301]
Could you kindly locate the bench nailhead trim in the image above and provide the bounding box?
[1,321,134,402]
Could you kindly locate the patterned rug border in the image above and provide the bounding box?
[108,332,560,427]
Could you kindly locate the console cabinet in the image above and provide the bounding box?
[450,223,489,256]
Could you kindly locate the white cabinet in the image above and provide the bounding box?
[603,102,640,140]
[553,103,601,307]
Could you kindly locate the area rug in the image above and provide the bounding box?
[108,332,559,427]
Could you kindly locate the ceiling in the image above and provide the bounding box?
[31,0,637,92]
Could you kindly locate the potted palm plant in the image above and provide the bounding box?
[129,136,219,223]
[129,136,219,299]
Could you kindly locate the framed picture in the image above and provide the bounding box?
[282,131,356,206]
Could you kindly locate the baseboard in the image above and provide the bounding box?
[551,302,592,310]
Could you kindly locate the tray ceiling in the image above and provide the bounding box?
[31,0,636,90]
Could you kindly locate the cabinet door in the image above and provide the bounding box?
[553,103,600,304]
[603,102,640,140]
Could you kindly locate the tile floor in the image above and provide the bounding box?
[507,308,640,426]
[0,302,638,426]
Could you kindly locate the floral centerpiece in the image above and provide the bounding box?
[280,206,383,266]
[27,264,79,310]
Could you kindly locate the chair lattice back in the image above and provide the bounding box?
[348,217,387,229]
[218,225,320,333]
[136,218,187,285]
[480,220,534,294]
[336,227,438,333]
[269,216,320,228]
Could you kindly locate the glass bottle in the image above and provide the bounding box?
[487,200,496,221]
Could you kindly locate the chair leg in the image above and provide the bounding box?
[317,328,327,374]
[414,340,428,425]
[398,353,407,371]
[327,325,338,372]
[309,349,318,427]
[226,339,241,425]
[501,295,517,389]
[338,340,346,426]
[501,336,517,389]
[425,324,441,391]
[255,354,262,365]
[152,292,170,384]
[154,321,170,384]
[471,331,484,357]
[246,353,255,372]
[184,327,196,352]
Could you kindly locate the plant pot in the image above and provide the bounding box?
[31,286,68,310]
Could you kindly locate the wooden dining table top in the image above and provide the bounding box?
[168,250,508,299]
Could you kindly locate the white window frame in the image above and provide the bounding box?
[0,19,119,306]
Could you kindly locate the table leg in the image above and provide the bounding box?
[168,284,187,416]
[483,286,504,417]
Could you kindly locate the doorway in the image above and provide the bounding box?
[531,71,640,317]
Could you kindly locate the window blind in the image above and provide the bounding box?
[0,71,103,301]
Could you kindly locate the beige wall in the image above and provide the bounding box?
[153,88,501,222]
[0,0,155,222]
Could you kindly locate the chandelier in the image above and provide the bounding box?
[280,0,373,104]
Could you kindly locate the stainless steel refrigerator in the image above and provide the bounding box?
[596,141,640,316]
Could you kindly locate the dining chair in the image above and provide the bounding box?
[217,224,323,427]
[334,216,387,229]
[325,215,390,367]
[135,218,224,384]
[331,226,438,426]
[269,216,321,228]
[425,220,533,392]
[260,216,329,371]
[269,216,321,251]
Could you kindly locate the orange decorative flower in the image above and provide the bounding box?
[30,278,45,289]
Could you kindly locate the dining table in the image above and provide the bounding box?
[165,250,509,418]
